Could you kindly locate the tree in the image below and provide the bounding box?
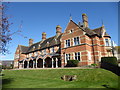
[0,2,27,54]
[0,2,12,54]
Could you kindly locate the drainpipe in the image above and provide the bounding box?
[91,37,96,64]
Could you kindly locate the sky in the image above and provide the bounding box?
[0,2,118,60]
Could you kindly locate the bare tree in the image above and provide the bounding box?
[0,2,27,54]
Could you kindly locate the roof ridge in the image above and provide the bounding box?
[70,20,85,31]
[19,45,28,47]
[92,26,102,31]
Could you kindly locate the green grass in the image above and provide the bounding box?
[1,68,119,88]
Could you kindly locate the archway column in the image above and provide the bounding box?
[27,61,29,68]
[33,60,35,68]
[23,61,24,68]
[56,58,58,68]
[36,59,37,68]
[52,58,54,68]
[43,59,45,68]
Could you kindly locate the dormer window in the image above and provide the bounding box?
[34,52,38,56]
[44,49,46,54]
[47,42,49,44]
[51,47,54,53]
[39,44,41,48]
[29,53,32,57]
[33,46,35,49]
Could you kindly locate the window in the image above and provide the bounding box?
[44,49,46,54]
[88,52,91,61]
[70,30,73,33]
[65,39,70,47]
[66,54,71,60]
[40,51,42,54]
[29,53,32,57]
[51,47,54,53]
[105,39,109,46]
[74,37,80,45]
[75,52,80,61]
[26,54,29,58]
[34,52,38,56]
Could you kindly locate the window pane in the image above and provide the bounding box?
[66,40,68,47]
[78,55,80,61]
[77,37,80,45]
[69,54,70,60]
[74,38,76,45]
[68,40,70,46]
[105,39,109,46]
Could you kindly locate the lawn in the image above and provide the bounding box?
[1,68,119,89]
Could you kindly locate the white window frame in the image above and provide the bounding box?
[73,36,80,46]
[105,38,111,46]
[65,39,71,48]
[65,54,71,61]
[74,52,81,61]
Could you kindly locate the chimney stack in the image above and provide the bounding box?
[56,25,62,36]
[82,13,89,28]
[29,38,33,46]
[42,32,46,41]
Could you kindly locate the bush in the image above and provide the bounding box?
[101,57,118,66]
[91,64,98,67]
[66,60,79,67]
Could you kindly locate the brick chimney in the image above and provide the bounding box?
[29,38,33,46]
[42,32,46,41]
[82,13,89,28]
[56,25,62,36]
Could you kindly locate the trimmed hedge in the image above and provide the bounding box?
[101,57,118,66]
[66,60,79,67]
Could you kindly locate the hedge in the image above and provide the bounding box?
[101,57,118,66]
[66,60,79,67]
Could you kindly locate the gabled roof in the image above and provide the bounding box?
[20,34,62,54]
[19,45,29,53]
[65,20,80,30]
[92,26,110,37]
[84,27,97,36]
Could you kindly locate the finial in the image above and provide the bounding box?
[70,13,72,20]
[101,19,104,27]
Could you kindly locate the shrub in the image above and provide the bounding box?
[66,60,79,67]
[91,64,98,67]
[101,57,118,66]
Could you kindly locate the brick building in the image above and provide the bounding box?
[14,13,114,69]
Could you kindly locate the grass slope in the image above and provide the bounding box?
[2,68,118,88]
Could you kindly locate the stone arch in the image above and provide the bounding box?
[29,60,33,68]
[37,58,43,68]
[24,61,28,68]
[36,56,43,60]
[43,55,52,60]
[45,57,52,68]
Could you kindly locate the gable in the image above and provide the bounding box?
[64,20,79,33]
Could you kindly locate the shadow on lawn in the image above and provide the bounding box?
[2,78,14,87]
